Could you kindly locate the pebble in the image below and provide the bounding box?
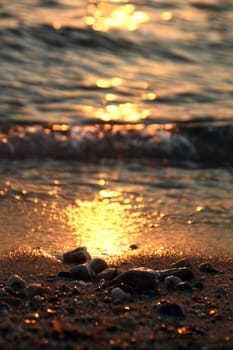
[109,268,160,292]
[57,271,71,280]
[157,302,186,318]
[164,276,182,290]
[110,287,131,300]
[69,264,94,282]
[63,246,91,264]
[129,244,138,250]
[176,282,193,294]
[26,283,51,298]
[97,268,117,281]
[6,275,27,290]
[199,262,219,274]
[158,267,194,281]
[89,258,108,274]
[171,259,193,269]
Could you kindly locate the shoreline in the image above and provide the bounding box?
[0,249,232,350]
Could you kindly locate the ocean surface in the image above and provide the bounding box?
[0,0,232,258]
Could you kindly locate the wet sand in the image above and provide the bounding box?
[0,248,232,350]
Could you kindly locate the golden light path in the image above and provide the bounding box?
[85,0,149,32]
[66,189,143,256]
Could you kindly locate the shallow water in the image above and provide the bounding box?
[0,161,232,257]
[0,0,232,258]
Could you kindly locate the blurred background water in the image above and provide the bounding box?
[0,0,232,257]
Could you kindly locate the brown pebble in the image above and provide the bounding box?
[199,262,219,274]
[63,246,91,264]
[89,258,108,274]
[69,263,94,282]
[157,302,186,318]
[97,268,117,281]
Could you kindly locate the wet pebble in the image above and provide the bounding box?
[171,259,193,269]
[63,246,91,264]
[97,268,117,281]
[6,275,27,290]
[89,258,108,274]
[164,276,182,290]
[109,268,159,292]
[157,302,186,318]
[158,267,194,281]
[110,287,131,300]
[176,281,193,294]
[69,264,93,282]
[199,262,219,274]
[26,283,51,298]
[57,271,71,280]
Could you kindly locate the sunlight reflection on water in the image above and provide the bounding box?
[65,189,142,256]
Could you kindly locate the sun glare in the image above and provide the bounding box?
[66,190,139,256]
[85,0,149,31]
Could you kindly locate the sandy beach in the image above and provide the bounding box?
[0,248,232,350]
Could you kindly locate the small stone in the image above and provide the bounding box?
[26,284,51,298]
[69,263,93,282]
[110,287,130,300]
[6,275,27,290]
[157,302,186,318]
[46,275,56,282]
[164,276,182,290]
[57,271,71,280]
[129,244,138,250]
[63,246,91,264]
[199,262,219,274]
[158,267,194,281]
[171,259,193,269]
[97,268,117,281]
[176,282,193,294]
[89,258,108,274]
[194,281,205,290]
[109,268,159,292]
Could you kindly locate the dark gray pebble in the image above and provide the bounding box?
[199,262,219,274]
[157,302,186,318]
[164,276,182,290]
[69,263,94,282]
[57,271,71,280]
[89,258,108,274]
[97,268,117,281]
[6,275,27,290]
[176,282,193,294]
[63,246,91,264]
[158,267,194,281]
[108,268,159,292]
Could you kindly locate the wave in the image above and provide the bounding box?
[0,121,232,167]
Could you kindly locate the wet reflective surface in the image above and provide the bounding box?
[0,161,232,257]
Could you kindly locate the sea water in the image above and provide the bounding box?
[0,0,232,258]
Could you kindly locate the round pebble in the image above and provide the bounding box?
[110,287,130,300]
[157,302,186,318]
[6,275,27,290]
[176,282,193,294]
[164,276,182,290]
